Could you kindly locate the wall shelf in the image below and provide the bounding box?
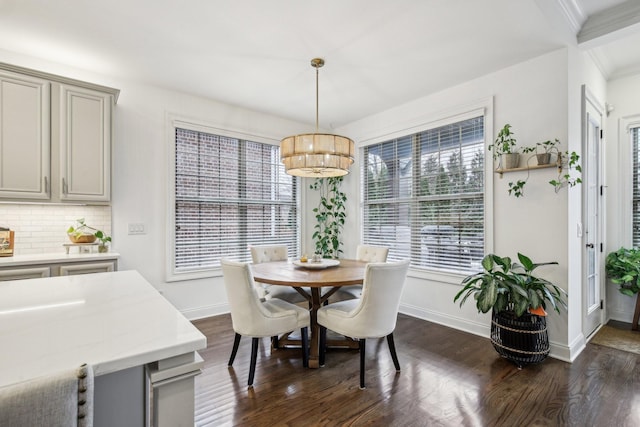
[495,163,560,177]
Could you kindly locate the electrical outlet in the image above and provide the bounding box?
[128,223,146,235]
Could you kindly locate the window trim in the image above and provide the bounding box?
[166,114,297,282]
[358,99,494,282]
[625,115,640,248]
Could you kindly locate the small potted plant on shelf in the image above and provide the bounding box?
[454,253,567,368]
[95,230,112,253]
[489,124,520,170]
[535,139,560,165]
[605,247,640,330]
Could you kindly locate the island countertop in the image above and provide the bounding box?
[0,270,206,387]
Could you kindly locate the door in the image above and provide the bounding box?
[583,86,605,338]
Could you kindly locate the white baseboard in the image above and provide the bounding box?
[181,303,229,321]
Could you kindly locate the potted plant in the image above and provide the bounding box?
[95,230,112,253]
[536,138,560,165]
[489,124,520,170]
[454,253,567,367]
[310,177,347,259]
[605,247,640,330]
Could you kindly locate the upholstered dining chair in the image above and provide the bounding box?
[250,244,307,304]
[317,259,410,389]
[0,363,94,426]
[221,259,310,387]
[330,244,390,302]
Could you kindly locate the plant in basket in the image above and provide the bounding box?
[454,253,567,368]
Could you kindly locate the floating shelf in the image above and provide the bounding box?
[495,163,559,177]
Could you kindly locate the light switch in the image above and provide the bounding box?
[128,223,146,235]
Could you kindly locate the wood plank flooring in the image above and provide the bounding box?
[192,314,640,426]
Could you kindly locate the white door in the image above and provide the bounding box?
[583,86,604,338]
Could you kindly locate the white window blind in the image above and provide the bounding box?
[174,128,298,274]
[361,115,485,272]
[632,126,640,247]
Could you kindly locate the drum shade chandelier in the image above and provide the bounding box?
[280,58,355,177]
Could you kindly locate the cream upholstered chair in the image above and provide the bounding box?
[317,259,410,389]
[330,244,390,302]
[221,259,310,387]
[250,244,307,304]
[0,364,93,426]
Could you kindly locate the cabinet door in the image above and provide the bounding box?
[58,84,111,202]
[0,266,51,281]
[0,71,50,199]
[59,261,116,275]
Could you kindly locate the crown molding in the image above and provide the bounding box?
[557,0,586,34]
[577,0,640,48]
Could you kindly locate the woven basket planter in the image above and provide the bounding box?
[490,309,549,368]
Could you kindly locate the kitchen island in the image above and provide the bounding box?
[0,270,206,426]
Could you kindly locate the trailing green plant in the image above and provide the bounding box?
[605,247,640,296]
[550,151,582,192]
[508,179,527,198]
[454,253,567,317]
[310,177,347,259]
[488,124,518,159]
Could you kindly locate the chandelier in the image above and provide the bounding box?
[280,58,355,177]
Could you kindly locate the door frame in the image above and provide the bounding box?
[582,85,606,339]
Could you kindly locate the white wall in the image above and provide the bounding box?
[337,49,573,358]
[605,72,640,322]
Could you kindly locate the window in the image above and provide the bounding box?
[361,115,485,273]
[170,125,298,279]
[632,126,640,246]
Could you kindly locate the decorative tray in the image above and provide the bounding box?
[292,259,340,269]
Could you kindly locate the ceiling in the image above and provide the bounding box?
[0,0,638,129]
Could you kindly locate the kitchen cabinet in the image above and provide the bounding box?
[0,62,119,203]
[0,252,119,281]
[0,266,50,281]
[0,70,50,200]
[59,260,116,275]
[54,83,112,202]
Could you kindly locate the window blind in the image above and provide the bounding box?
[361,116,485,272]
[632,126,640,247]
[174,128,298,273]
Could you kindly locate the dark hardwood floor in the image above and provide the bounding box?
[192,314,640,426]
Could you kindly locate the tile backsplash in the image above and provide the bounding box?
[0,204,111,255]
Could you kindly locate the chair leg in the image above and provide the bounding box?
[272,335,280,349]
[359,338,366,389]
[387,333,401,371]
[248,337,259,387]
[228,333,241,366]
[319,326,327,366]
[301,327,309,368]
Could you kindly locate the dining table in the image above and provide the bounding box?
[251,258,367,368]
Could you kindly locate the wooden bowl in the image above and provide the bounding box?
[68,234,97,244]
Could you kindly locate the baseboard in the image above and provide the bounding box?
[400,303,580,363]
[181,303,229,321]
[400,303,490,339]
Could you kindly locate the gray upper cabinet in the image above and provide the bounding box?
[55,84,112,202]
[0,70,51,200]
[0,63,118,204]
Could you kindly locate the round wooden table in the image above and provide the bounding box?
[251,259,367,368]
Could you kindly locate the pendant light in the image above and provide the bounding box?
[280,58,355,177]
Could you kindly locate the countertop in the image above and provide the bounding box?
[0,251,120,267]
[0,270,206,387]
